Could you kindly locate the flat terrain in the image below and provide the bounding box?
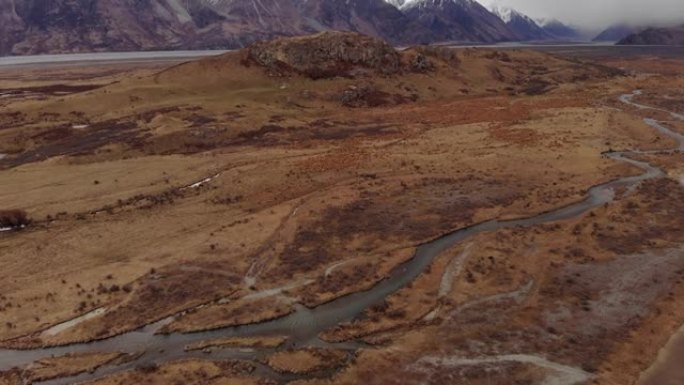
[0,35,683,385]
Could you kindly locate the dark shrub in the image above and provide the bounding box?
[0,210,30,229]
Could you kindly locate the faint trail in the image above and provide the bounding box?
[423,244,473,322]
[447,280,535,320]
[438,244,472,298]
[243,280,315,301]
[324,260,355,278]
[41,308,107,338]
[412,354,593,385]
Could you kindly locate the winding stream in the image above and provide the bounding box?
[0,91,682,384]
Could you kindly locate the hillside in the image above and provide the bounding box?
[618,25,684,45]
[386,0,516,43]
[536,18,583,41]
[2,29,684,385]
[0,0,526,56]
[593,24,642,42]
[490,5,552,41]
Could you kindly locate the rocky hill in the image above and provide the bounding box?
[617,25,684,45]
[159,31,623,106]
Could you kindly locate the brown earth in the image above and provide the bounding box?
[0,33,683,385]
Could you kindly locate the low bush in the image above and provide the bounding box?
[0,209,30,229]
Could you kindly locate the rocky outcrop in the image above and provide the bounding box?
[243,32,460,79]
[244,32,401,78]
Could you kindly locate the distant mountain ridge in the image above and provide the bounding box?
[593,24,642,42]
[618,25,684,45]
[0,0,584,56]
[394,0,516,43]
[536,18,584,41]
[489,5,552,41]
[0,0,431,55]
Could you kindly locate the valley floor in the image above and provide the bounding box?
[0,46,683,385]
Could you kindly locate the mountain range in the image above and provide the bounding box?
[593,24,643,42]
[0,0,584,56]
[488,6,583,42]
[618,25,684,45]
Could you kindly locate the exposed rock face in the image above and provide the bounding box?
[243,32,459,79]
[0,0,431,55]
[0,0,527,55]
[617,25,684,46]
[1,0,226,55]
[0,0,592,55]
[0,0,24,54]
[300,0,433,45]
[244,32,402,79]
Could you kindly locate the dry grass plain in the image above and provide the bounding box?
[1,36,683,385]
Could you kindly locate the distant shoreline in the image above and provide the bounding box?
[1,43,682,68]
[0,50,230,68]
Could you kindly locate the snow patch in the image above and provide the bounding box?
[385,0,477,11]
[42,308,107,337]
[182,172,222,190]
[489,5,514,23]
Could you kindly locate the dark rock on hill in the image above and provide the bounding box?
[242,31,461,79]
[244,32,403,78]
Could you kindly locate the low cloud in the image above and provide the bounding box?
[480,0,684,31]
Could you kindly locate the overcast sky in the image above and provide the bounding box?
[480,0,684,31]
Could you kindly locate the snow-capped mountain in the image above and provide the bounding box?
[536,18,584,41]
[387,0,516,43]
[489,5,551,41]
[593,24,643,42]
[0,0,586,56]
